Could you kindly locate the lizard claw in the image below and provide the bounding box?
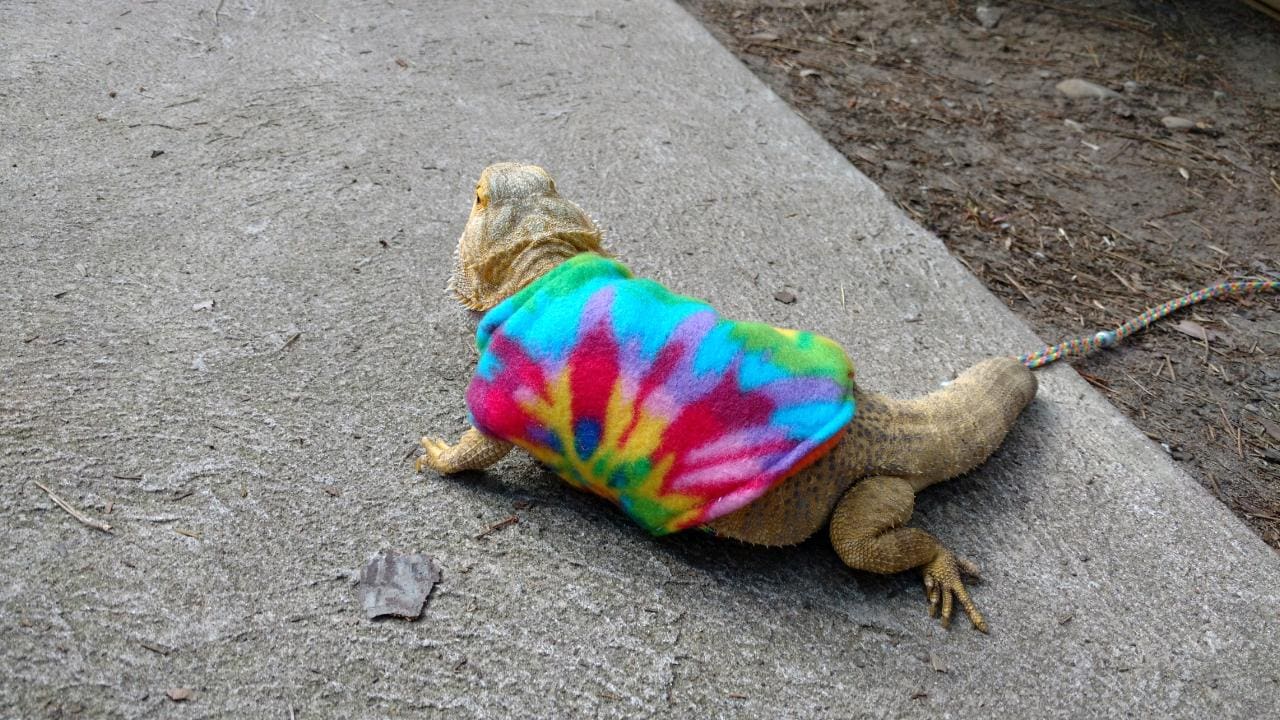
[415,437,452,473]
[922,551,988,633]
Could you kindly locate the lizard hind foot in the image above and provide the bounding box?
[829,476,990,633]
[922,551,988,633]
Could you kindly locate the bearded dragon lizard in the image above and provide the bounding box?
[415,162,1037,632]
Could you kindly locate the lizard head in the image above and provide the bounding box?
[448,162,606,312]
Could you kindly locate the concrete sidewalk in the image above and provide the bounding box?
[2,1,1276,717]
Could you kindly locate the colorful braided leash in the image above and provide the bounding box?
[1018,278,1280,369]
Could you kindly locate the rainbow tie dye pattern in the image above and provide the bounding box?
[466,254,856,535]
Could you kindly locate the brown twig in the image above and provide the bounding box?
[475,515,519,540]
[1012,0,1155,34]
[1219,406,1245,460]
[1001,272,1038,305]
[33,481,113,533]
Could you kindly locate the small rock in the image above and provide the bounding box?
[1160,115,1196,131]
[773,290,796,305]
[1110,103,1134,118]
[191,299,214,312]
[1055,78,1119,100]
[1262,448,1280,464]
[1122,80,1140,93]
[166,688,193,702]
[974,5,1004,29]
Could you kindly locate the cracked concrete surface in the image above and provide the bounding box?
[2,1,1277,717]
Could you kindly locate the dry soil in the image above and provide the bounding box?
[680,0,1280,546]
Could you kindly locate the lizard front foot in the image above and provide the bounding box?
[414,428,514,475]
[922,551,987,633]
[415,436,452,473]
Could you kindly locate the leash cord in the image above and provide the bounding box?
[1018,278,1279,369]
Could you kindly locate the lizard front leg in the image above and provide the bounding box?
[829,475,987,632]
[416,427,513,474]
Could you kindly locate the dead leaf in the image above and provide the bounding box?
[359,550,441,620]
[1173,320,1226,343]
[166,688,193,702]
[395,57,409,68]
[1256,416,1280,443]
[929,651,948,673]
[1173,320,1208,341]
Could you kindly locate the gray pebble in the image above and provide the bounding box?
[975,5,1005,29]
[1056,78,1119,100]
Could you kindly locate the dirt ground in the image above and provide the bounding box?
[679,0,1280,546]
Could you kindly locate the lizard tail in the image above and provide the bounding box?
[856,357,1037,490]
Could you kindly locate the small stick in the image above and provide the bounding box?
[33,481,113,533]
[1219,406,1244,460]
[1121,370,1154,397]
[475,515,518,539]
[1001,272,1037,305]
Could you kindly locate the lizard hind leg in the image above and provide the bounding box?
[829,475,988,632]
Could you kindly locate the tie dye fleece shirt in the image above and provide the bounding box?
[466,254,856,535]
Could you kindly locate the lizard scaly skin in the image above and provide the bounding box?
[417,162,1037,632]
